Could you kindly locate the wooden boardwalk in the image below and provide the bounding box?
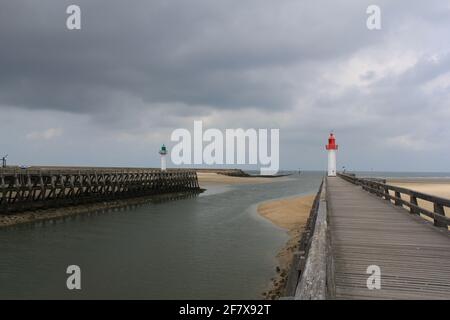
[328,176,450,299]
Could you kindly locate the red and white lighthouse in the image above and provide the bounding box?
[325,133,338,177]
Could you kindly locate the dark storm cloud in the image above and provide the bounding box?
[0,0,383,115]
[1,0,450,171]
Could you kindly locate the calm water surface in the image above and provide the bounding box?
[0,172,322,299]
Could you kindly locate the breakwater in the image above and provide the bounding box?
[0,167,200,213]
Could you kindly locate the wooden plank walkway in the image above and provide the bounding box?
[328,176,450,299]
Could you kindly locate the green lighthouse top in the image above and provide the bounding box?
[159,144,167,155]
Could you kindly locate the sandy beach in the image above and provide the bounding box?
[197,172,290,187]
[388,179,450,218]
[257,194,315,299]
[388,179,450,199]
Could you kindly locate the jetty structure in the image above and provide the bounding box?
[283,134,450,300]
[0,145,203,214]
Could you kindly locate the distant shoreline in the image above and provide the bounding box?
[197,172,291,186]
[388,177,450,184]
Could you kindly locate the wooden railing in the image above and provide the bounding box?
[338,173,450,228]
[283,177,334,299]
[0,168,201,213]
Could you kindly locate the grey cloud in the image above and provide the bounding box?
[0,0,386,116]
[1,0,450,171]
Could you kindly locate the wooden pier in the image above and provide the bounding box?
[0,167,200,213]
[284,173,450,300]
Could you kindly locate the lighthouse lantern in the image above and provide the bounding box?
[325,133,338,177]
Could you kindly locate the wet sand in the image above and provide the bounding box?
[257,194,315,299]
[199,172,315,298]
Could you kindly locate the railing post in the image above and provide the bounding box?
[361,181,367,191]
[410,195,418,214]
[433,203,447,228]
[394,191,402,206]
[384,186,390,201]
[376,183,383,197]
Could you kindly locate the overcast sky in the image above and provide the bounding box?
[1,0,449,171]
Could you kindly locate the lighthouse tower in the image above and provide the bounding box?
[325,133,338,177]
[159,144,167,171]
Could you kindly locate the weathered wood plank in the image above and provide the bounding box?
[294,178,332,300]
[328,176,450,299]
